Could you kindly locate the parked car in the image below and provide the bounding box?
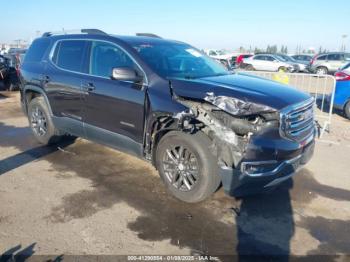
[0,55,19,91]
[235,54,253,68]
[291,54,313,63]
[333,62,350,119]
[309,52,350,75]
[242,54,297,72]
[276,54,309,72]
[204,49,237,69]
[20,29,316,202]
[7,48,27,55]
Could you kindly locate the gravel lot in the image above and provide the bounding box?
[0,91,349,261]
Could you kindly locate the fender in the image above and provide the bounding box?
[23,85,53,116]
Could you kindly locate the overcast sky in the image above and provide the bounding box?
[1,0,349,52]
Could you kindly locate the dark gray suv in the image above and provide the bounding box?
[19,29,316,203]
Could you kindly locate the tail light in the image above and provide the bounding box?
[335,71,350,81]
[310,55,318,65]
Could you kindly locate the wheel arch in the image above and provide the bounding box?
[23,86,53,116]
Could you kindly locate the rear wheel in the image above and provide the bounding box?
[245,64,254,71]
[344,101,350,119]
[316,67,328,75]
[155,131,221,203]
[28,97,62,145]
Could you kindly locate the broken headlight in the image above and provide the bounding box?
[204,92,276,116]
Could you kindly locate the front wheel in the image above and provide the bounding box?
[155,131,221,203]
[245,64,255,71]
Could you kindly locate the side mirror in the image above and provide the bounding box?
[112,67,143,83]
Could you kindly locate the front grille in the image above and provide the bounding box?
[280,98,315,141]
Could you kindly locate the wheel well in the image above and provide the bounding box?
[151,129,174,166]
[25,90,42,106]
[316,66,328,71]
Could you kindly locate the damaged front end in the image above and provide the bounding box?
[174,93,279,167]
[145,80,315,197]
[168,91,299,196]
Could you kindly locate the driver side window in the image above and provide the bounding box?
[90,41,136,78]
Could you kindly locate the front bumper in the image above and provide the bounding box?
[220,138,315,197]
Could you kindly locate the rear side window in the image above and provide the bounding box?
[328,54,343,61]
[52,40,87,72]
[317,55,327,61]
[254,55,265,60]
[24,38,51,63]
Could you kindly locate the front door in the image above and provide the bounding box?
[81,40,146,156]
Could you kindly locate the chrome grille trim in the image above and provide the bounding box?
[280,97,315,141]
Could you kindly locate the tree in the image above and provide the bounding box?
[266,45,271,53]
[271,45,278,54]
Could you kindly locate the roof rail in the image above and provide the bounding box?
[42,29,108,37]
[136,33,162,39]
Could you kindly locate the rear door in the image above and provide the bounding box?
[327,53,346,72]
[81,40,146,156]
[45,39,89,137]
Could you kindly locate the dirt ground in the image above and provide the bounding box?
[0,91,349,261]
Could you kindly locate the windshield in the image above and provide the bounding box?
[132,43,229,79]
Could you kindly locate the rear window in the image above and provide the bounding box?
[24,38,51,63]
[52,40,87,72]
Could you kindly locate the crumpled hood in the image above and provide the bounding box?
[170,73,310,111]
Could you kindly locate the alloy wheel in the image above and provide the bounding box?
[31,106,47,136]
[162,145,199,192]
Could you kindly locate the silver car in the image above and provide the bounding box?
[243,54,297,72]
[309,52,350,75]
[277,54,309,72]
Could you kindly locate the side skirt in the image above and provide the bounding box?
[52,116,143,159]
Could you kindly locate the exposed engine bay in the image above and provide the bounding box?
[147,90,280,169]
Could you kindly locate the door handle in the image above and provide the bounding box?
[81,82,95,92]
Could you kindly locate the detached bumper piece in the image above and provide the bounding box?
[220,141,315,197]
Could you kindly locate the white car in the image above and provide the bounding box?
[243,54,297,72]
[204,49,238,69]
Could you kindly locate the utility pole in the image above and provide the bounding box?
[14,39,22,48]
[341,34,348,51]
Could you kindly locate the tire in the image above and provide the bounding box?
[155,131,221,203]
[344,101,350,119]
[278,66,286,72]
[316,67,328,75]
[27,96,62,145]
[245,64,254,71]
